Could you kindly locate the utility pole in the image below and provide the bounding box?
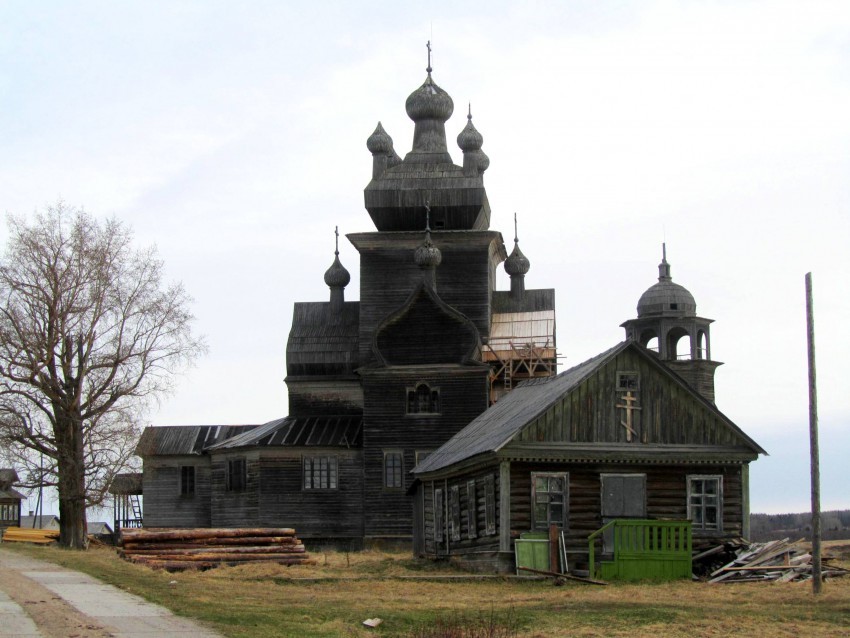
[805,272,822,594]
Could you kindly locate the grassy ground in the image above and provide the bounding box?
[4,541,850,638]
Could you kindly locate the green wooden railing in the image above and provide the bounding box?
[588,519,692,581]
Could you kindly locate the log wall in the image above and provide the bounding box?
[141,456,212,528]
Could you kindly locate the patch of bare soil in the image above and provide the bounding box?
[0,566,114,638]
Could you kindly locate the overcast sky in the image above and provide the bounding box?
[2,1,848,515]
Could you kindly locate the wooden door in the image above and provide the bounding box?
[601,474,646,553]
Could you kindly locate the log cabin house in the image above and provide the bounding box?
[133,51,764,570]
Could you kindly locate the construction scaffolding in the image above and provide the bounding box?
[484,309,558,404]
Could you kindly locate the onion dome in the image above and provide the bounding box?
[405,74,454,123]
[415,204,442,272]
[504,242,530,276]
[636,245,696,317]
[367,122,393,154]
[324,227,351,288]
[457,110,483,152]
[504,214,531,276]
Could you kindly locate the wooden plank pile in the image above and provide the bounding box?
[118,527,316,571]
[1,527,60,544]
[707,538,850,583]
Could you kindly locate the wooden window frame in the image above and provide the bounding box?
[179,465,195,496]
[531,472,568,531]
[303,456,339,491]
[434,487,444,545]
[616,371,640,392]
[466,479,477,539]
[406,382,441,415]
[383,450,404,490]
[226,458,246,492]
[688,475,723,532]
[484,474,496,536]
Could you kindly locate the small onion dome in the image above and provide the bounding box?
[414,235,442,269]
[367,122,393,154]
[457,113,483,152]
[406,74,454,123]
[504,241,530,276]
[324,255,350,288]
[636,247,696,317]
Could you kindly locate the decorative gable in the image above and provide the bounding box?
[514,346,754,449]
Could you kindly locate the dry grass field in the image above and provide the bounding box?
[5,541,849,638]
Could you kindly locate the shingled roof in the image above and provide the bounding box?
[135,425,258,457]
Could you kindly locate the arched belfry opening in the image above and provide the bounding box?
[620,245,722,403]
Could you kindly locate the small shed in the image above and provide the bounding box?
[109,472,144,531]
[0,469,25,536]
[19,514,61,530]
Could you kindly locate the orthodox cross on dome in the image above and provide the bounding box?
[334,225,340,256]
[424,200,431,232]
[514,212,519,244]
[426,40,432,74]
[616,391,642,442]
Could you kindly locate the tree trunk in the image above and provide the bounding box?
[55,413,88,549]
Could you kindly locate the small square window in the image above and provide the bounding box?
[616,372,640,391]
[303,456,338,490]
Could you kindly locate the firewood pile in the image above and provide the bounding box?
[702,537,850,583]
[118,527,316,571]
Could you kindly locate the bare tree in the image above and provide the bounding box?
[0,203,206,548]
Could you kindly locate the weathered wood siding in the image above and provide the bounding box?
[516,348,749,447]
[420,466,502,556]
[210,452,260,528]
[508,461,745,551]
[286,378,363,416]
[351,232,502,365]
[362,368,490,538]
[258,448,363,538]
[141,456,212,528]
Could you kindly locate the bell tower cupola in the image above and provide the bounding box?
[621,244,722,402]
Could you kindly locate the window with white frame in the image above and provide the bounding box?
[531,472,568,530]
[303,456,338,490]
[688,475,722,531]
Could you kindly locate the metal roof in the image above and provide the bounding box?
[207,415,363,450]
[135,425,259,457]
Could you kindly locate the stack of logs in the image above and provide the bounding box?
[118,528,315,571]
[0,527,60,544]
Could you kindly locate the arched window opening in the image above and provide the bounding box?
[697,331,708,360]
[407,383,440,414]
[666,327,691,361]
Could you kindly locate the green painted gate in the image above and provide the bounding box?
[589,519,692,581]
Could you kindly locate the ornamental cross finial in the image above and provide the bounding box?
[334,226,339,256]
[513,212,519,244]
[424,200,431,233]
[426,40,432,74]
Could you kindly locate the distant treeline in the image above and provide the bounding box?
[750,510,850,541]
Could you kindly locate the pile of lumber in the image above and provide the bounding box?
[118,527,315,571]
[707,538,850,583]
[1,527,60,544]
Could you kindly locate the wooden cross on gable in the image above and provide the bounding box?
[616,391,642,442]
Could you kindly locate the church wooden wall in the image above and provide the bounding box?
[141,456,212,528]
[356,236,497,365]
[210,452,260,528]
[362,368,490,538]
[258,449,363,538]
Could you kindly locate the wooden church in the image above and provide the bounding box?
[134,52,763,566]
